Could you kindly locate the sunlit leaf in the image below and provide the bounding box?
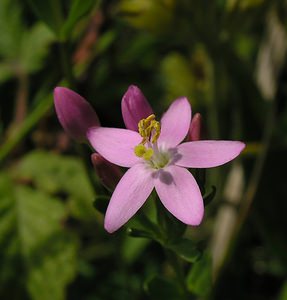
[15,150,96,221]
[118,0,175,34]
[20,23,54,73]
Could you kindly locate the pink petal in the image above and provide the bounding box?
[176,140,245,168]
[104,164,154,233]
[121,85,153,131]
[158,97,191,148]
[154,165,204,225]
[188,113,202,141]
[87,127,142,167]
[54,87,100,141]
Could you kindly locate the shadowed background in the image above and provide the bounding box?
[0,0,287,299]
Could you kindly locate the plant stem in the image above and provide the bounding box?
[13,72,29,126]
[0,93,53,164]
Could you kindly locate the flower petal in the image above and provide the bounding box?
[176,141,245,168]
[104,164,154,233]
[188,113,202,141]
[121,85,153,131]
[154,165,204,225]
[54,87,100,141]
[87,127,142,167]
[158,97,191,148]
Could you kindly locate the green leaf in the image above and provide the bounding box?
[127,227,156,239]
[186,251,212,297]
[0,174,77,300]
[61,0,99,38]
[27,233,77,300]
[15,150,96,221]
[0,0,24,58]
[144,275,182,300]
[169,239,201,263]
[0,0,54,81]
[20,23,54,73]
[156,200,186,243]
[121,236,150,264]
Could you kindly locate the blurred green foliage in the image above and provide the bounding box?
[0,0,287,299]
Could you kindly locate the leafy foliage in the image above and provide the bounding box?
[0,0,54,82]
[187,251,212,297]
[0,174,77,300]
[15,150,96,221]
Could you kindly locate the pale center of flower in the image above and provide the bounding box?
[134,114,170,169]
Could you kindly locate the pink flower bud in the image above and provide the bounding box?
[188,113,202,141]
[121,85,153,131]
[91,153,123,190]
[54,87,100,142]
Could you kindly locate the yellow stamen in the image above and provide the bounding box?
[138,114,161,144]
[142,148,154,160]
[134,114,160,161]
[134,144,154,160]
[134,144,146,157]
[151,121,161,143]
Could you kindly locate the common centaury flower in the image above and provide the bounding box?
[84,85,245,233]
[54,87,100,141]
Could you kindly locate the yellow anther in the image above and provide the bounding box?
[138,114,155,138]
[151,121,161,143]
[134,144,147,157]
[134,144,154,160]
[137,114,161,144]
[143,148,154,160]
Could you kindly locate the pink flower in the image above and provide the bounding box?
[121,85,153,131]
[188,113,202,141]
[87,86,245,233]
[54,87,100,141]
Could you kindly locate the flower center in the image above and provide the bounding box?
[134,114,170,169]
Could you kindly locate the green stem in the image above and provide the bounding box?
[155,199,189,298]
[0,94,53,164]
